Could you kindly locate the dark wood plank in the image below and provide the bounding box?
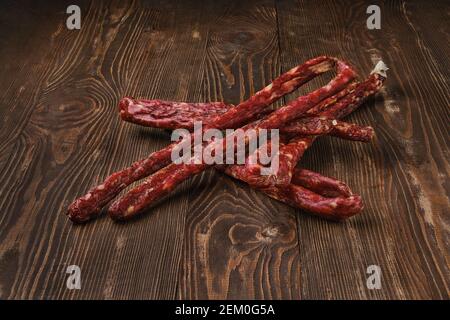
[276,0,449,299]
[178,0,302,299]
[0,0,447,300]
[0,0,97,299]
[0,0,213,299]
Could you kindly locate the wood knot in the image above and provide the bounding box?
[256,225,280,243]
[228,221,292,246]
[261,225,280,238]
[229,31,256,47]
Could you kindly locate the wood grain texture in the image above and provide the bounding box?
[0,0,448,300]
[177,1,301,300]
[276,0,449,299]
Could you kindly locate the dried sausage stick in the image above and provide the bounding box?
[120,99,373,142]
[120,99,230,129]
[68,56,336,223]
[119,79,368,189]
[228,143,363,220]
[281,117,374,142]
[220,165,362,221]
[266,184,362,221]
[291,168,353,198]
[119,82,361,130]
[119,99,232,130]
[119,99,357,197]
[108,59,357,220]
[191,129,357,219]
[119,98,357,201]
[217,133,354,198]
[221,67,387,218]
[239,66,386,186]
[113,62,386,220]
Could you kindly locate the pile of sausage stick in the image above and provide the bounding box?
[67,56,388,224]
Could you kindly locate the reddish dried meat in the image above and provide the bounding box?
[68,56,336,223]
[238,71,385,186]
[121,99,373,142]
[223,165,363,221]
[120,99,232,130]
[281,117,374,142]
[108,59,357,220]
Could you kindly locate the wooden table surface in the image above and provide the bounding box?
[0,0,448,300]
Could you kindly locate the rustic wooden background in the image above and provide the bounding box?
[0,0,448,300]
